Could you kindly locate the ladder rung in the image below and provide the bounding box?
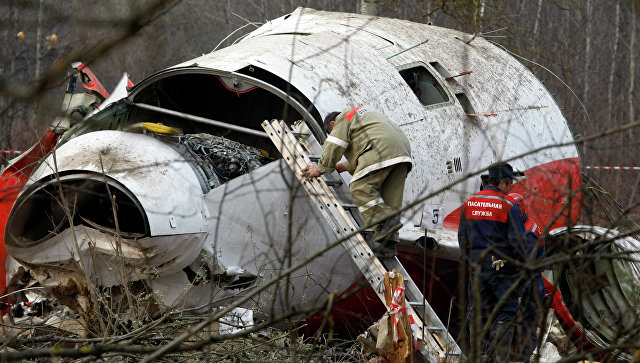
[292,131,310,138]
[308,155,320,161]
[342,203,357,209]
[425,326,443,332]
[408,301,425,307]
[324,179,343,187]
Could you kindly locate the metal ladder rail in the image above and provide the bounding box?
[290,120,462,358]
[290,121,367,228]
[263,119,393,294]
[261,119,454,361]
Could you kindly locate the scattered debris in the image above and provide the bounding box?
[0,295,368,362]
[219,307,254,334]
[538,340,563,362]
[545,320,578,357]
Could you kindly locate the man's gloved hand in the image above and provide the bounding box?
[301,164,322,180]
[491,256,505,271]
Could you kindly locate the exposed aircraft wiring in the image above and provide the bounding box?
[213,13,264,51]
[584,173,640,234]
[231,32,251,46]
[385,39,428,60]
[0,287,45,300]
[477,27,508,38]
[479,26,508,35]
[179,134,271,183]
[488,40,594,130]
[213,22,259,52]
[232,12,261,29]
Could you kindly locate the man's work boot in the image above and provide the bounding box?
[373,217,403,242]
[372,241,397,257]
[493,321,515,363]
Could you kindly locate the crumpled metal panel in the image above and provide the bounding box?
[549,225,640,358]
[399,226,461,261]
[8,226,207,288]
[7,225,210,319]
[203,160,361,315]
[28,131,208,236]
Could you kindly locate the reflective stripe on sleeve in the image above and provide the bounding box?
[351,156,412,182]
[475,194,514,207]
[326,135,348,148]
[358,197,385,214]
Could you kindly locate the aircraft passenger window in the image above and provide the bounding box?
[429,62,452,78]
[456,93,475,114]
[399,66,450,107]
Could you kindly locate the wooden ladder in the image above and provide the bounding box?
[261,119,463,362]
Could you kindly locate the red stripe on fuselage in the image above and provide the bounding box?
[0,129,59,301]
[444,158,582,231]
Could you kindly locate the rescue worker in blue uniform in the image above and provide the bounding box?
[301,107,412,257]
[458,162,530,361]
[509,193,547,362]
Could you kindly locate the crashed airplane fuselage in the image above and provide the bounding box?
[2,7,639,357]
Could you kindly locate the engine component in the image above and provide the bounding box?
[179,133,271,184]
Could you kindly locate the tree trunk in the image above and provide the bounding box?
[35,0,44,81]
[629,1,637,132]
[360,0,379,16]
[533,0,543,39]
[608,1,621,127]
[608,1,622,194]
[7,0,18,149]
[262,0,267,21]
[582,0,592,106]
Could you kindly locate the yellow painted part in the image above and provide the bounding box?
[260,149,269,158]
[142,122,181,135]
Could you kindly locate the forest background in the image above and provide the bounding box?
[0,0,639,211]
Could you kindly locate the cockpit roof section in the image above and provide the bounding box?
[129,7,578,168]
[165,7,496,88]
[241,7,471,50]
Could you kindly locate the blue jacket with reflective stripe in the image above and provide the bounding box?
[457,186,529,264]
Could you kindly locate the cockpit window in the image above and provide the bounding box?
[399,65,450,107]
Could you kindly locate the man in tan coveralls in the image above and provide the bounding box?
[301,106,412,257]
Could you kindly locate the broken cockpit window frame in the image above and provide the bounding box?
[397,62,453,109]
